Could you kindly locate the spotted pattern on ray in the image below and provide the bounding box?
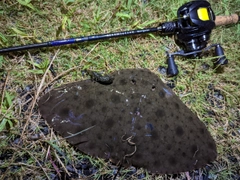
[38,68,217,174]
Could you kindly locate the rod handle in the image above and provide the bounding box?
[215,14,239,26]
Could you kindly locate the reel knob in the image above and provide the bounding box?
[215,44,228,65]
[167,55,179,77]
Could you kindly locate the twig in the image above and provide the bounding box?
[60,125,95,141]
[12,146,52,180]
[21,49,60,136]
[54,150,71,177]
[48,151,61,177]
[39,43,99,94]
[0,71,9,114]
[185,171,191,180]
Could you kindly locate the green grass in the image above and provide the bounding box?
[0,0,240,179]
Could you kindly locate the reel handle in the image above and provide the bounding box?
[215,14,239,26]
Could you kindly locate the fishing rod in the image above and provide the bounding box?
[0,1,239,76]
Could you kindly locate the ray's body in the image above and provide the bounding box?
[39,69,217,174]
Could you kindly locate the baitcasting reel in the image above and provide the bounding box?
[0,0,239,76]
[159,0,228,76]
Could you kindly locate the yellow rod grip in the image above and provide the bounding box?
[215,14,239,26]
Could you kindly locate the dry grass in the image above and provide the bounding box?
[0,0,240,179]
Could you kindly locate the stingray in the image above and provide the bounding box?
[38,68,217,174]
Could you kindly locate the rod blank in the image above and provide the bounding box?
[0,27,160,54]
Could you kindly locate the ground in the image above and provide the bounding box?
[0,0,240,179]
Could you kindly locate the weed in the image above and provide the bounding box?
[0,0,239,179]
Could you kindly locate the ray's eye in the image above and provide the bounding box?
[131,79,136,85]
[152,85,156,91]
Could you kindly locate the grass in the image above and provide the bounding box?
[0,0,240,179]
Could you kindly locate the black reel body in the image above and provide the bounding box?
[163,0,228,77]
[176,1,215,53]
